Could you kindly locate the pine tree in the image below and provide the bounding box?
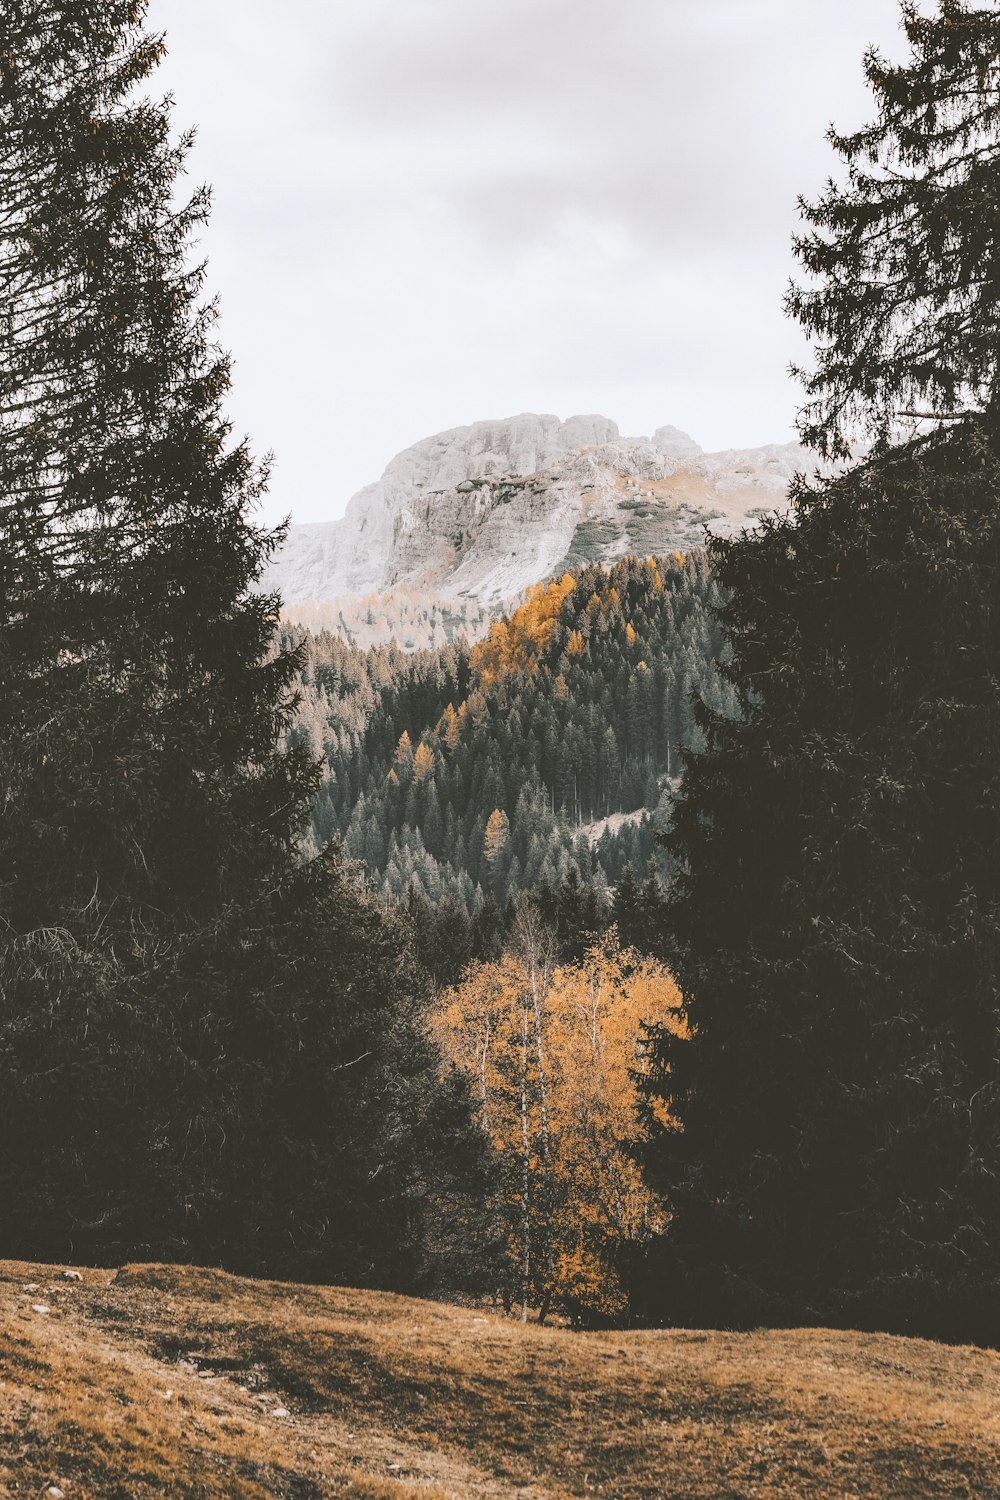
[612,864,644,948]
[0,2,485,1285]
[790,1,1000,457]
[643,0,1000,1341]
[484,808,510,867]
[0,0,313,938]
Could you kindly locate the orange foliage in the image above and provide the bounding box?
[433,930,685,1319]
[412,742,436,783]
[471,575,576,683]
[440,702,462,750]
[483,808,510,864]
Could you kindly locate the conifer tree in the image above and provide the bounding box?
[0,0,312,935]
[791,0,1000,456]
[0,1,485,1284]
[612,864,644,948]
[643,0,1000,1341]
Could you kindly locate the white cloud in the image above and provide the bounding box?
[152,0,905,524]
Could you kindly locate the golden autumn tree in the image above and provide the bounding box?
[440,702,462,750]
[432,918,684,1321]
[431,947,540,1317]
[471,574,576,683]
[483,809,510,865]
[412,742,436,784]
[545,934,679,1315]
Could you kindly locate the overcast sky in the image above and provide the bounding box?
[151,1,905,526]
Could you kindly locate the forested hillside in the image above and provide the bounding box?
[289,551,735,913]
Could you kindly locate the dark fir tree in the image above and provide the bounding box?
[790,0,1000,457]
[0,0,485,1287]
[642,0,1000,1342]
[612,864,644,949]
[0,0,308,937]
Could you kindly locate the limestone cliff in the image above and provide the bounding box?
[264,413,809,611]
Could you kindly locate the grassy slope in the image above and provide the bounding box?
[1,1261,997,1500]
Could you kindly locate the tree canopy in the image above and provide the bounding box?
[434,920,683,1322]
[0,0,485,1289]
[790,1,1000,456]
[642,0,1000,1342]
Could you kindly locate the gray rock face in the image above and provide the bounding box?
[265,413,810,610]
[651,425,704,462]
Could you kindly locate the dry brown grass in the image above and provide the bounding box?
[1,1259,998,1498]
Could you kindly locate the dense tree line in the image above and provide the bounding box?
[0,0,486,1291]
[639,0,1000,1344]
[289,552,735,915]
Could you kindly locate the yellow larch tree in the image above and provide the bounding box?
[431,926,684,1322]
[440,702,462,750]
[483,808,510,866]
[471,574,576,683]
[412,741,436,784]
[544,935,681,1314]
[393,729,414,774]
[433,948,548,1319]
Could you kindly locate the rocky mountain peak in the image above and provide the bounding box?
[264,413,807,614]
[651,425,704,462]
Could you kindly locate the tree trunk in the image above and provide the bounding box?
[528,952,557,1318]
[519,996,531,1322]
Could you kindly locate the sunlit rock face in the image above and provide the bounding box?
[264,413,809,610]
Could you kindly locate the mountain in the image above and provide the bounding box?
[265,413,809,612]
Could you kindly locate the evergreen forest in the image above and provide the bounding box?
[291,552,735,918]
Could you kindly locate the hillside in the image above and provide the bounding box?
[264,413,807,619]
[3,1260,998,1500]
[291,551,732,913]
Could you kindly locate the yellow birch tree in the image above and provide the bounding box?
[432,926,684,1321]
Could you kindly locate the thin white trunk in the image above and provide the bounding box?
[528,953,556,1322]
[519,997,531,1322]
